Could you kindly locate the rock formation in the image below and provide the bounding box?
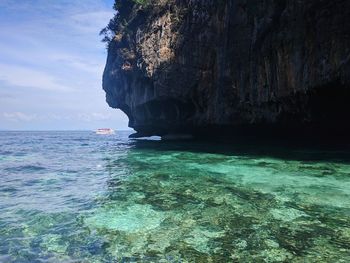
[102,0,350,138]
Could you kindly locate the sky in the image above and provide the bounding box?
[0,0,130,130]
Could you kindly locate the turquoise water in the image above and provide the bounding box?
[0,131,349,262]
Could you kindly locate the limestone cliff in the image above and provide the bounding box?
[102,0,350,137]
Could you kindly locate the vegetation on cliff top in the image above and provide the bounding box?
[100,0,150,45]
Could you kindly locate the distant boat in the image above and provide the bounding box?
[95,128,115,135]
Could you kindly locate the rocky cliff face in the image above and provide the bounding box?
[103,0,350,137]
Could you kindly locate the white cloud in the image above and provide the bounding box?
[2,112,114,122]
[77,112,113,122]
[2,112,38,122]
[0,0,111,16]
[0,64,73,91]
[0,92,15,100]
[0,1,130,130]
[48,53,104,73]
[70,11,115,33]
[0,40,104,75]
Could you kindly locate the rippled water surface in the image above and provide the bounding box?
[0,131,350,262]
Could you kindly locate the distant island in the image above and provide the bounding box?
[101,0,350,138]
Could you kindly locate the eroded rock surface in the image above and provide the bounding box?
[103,0,350,137]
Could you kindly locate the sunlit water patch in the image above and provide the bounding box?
[0,131,349,262]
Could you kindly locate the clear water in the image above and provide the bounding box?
[0,131,349,262]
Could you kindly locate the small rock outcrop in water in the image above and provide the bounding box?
[102,0,350,138]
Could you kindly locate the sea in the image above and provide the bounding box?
[0,131,349,262]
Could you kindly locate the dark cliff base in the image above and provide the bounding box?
[103,0,350,140]
[191,124,350,144]
[131,83,350,141]
[132,124,350,145]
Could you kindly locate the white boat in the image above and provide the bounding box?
[95,128,115,135]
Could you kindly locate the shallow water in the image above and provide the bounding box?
[0,131,349,262]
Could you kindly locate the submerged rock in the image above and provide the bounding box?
[85,204,165,233]
[103,0,350,137]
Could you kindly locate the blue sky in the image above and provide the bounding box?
[0,0,130,130]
